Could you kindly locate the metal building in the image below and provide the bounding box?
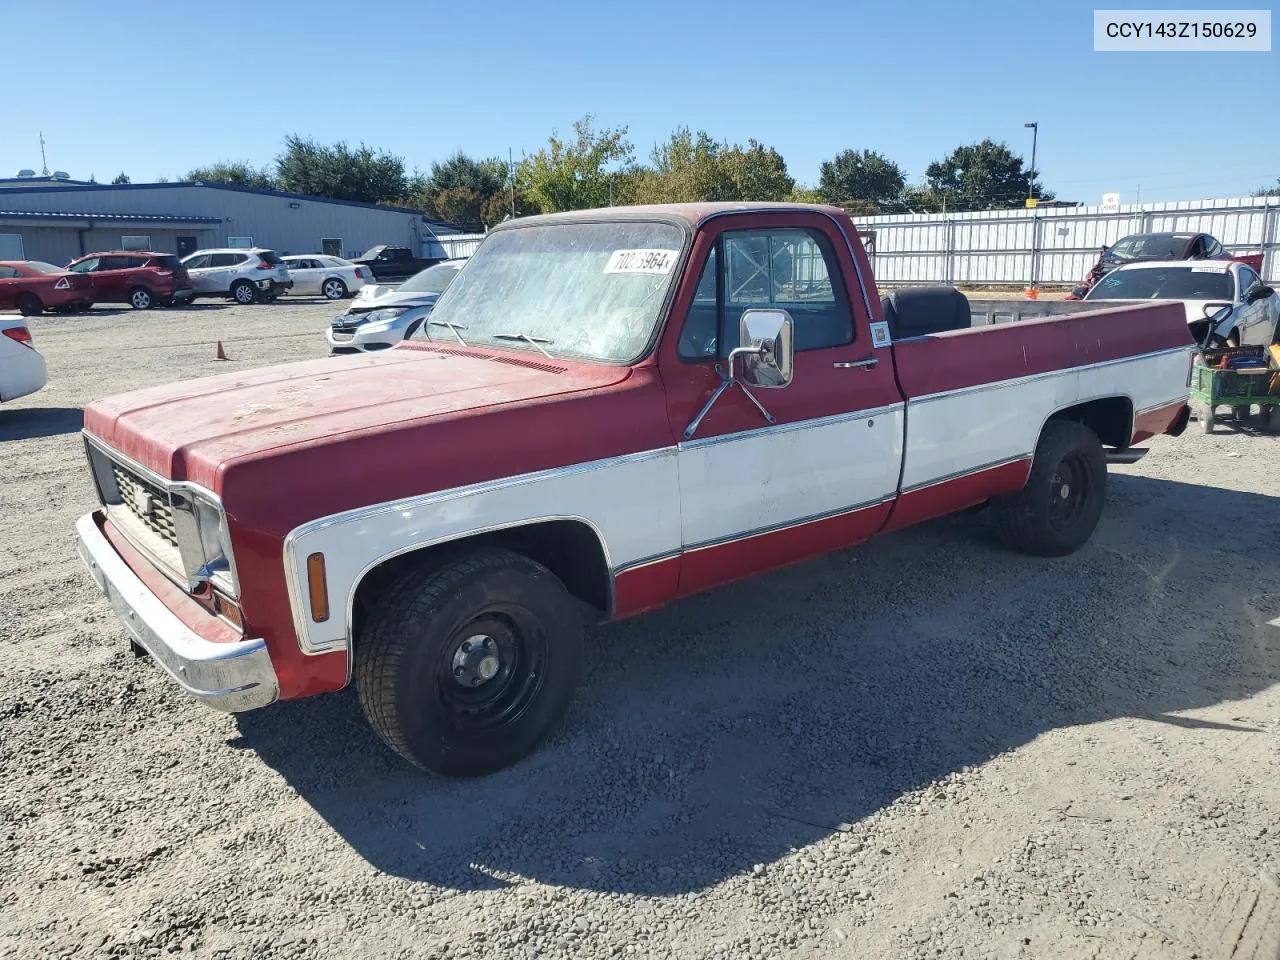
[0,177,462,265]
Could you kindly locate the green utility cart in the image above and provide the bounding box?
[1190,345,1280,434]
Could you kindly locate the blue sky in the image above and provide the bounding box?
[5,0,1276,204]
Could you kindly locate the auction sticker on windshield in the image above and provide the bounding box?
[604,249,680,274]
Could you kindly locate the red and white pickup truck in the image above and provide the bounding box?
[75,203,1195,777]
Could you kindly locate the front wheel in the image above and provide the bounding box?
[230,280,256,305]
[991,420,1107,558]
[322,277,348,300]
[355,547,584,777]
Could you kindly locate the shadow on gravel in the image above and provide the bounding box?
[237,473,1280,895]
[0,406,83,441]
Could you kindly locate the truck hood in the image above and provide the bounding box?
[83,344,629,489]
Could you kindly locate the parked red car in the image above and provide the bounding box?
[67,251,194,310]
[0,260,95,315]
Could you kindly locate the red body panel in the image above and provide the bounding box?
[891,301,1192,399]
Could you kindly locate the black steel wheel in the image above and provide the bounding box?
[992,420,1107,557]
[355,547,583,777]
[17,293,41,316]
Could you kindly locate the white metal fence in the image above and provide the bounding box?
[432,232,486,260]
[854,195,1280,287]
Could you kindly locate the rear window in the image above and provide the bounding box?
[147,255,183,270]
[1087,266,1234,301]
[25,261,65,274]
[258,251,283,265]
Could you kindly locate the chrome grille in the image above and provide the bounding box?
[111,464,178,548]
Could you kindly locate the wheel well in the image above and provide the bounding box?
[1048,396,1133,449]
[350,520,612,638]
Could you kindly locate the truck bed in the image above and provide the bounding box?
[880,300,1194,531]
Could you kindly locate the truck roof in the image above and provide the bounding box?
[499,202,849,230]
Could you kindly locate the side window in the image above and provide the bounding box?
[0,266,19,279]
[183,254,211,269]
[98,256,131,271]
[724,228,852,353]
[1205,237,1224,257]
[1238,266,1260,298]
[677,248,719,360]
[69,257,99,273]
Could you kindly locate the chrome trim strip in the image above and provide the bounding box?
[909,346,1192,405]
[679,402,904,450]
[1135,396,1190,416]
[612,550,681,577]
[75,512,278,713]
[900,455,1032,495]
[684,495,895,554]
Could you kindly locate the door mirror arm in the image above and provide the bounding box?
[683,309,795,440]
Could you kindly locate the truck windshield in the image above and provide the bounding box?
[415,220,685,363]
[1086,266,1233,301]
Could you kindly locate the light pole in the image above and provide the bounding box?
[1024,121,1039,199]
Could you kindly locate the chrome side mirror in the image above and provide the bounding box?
[736,308,794,388]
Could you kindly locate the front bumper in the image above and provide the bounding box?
[75,512,279,713]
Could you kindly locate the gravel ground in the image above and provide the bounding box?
[2,299,1279,960]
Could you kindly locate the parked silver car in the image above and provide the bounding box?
[280,255,371,300]
[326,259,465,354]
[181,248,293,304]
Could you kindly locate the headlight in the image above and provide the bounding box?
[364,307,409,323]
[170,485,239,597]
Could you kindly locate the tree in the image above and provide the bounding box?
[921,139,1051,211]
[818,149,907,212]
[789,185,825,204]
[111,172,131,185]
[719,139,794,201]
[1254,178,1280,197]
[274,135,407,204]
[431,187,486,229]
[429,151,507,197]
[634,128,734,203]
[185,161,275,190]
[480,187,536,226]
[518,115,634,212]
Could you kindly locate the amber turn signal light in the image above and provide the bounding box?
[307,552,329,623]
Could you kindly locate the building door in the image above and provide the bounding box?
[322,238,342,257]
[176,236,197,257]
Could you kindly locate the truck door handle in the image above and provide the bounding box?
[834,356,878,369]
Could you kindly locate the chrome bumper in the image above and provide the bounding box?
[75,513,279,713]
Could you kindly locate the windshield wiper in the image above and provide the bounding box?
[493,332,554,359]
[428,319,468,345]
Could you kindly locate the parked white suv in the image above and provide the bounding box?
[280,255,370,300]
[181,248,293,304]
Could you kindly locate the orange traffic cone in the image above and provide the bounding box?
[215,340,228,361]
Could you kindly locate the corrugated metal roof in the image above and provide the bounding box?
[0,209,222,224]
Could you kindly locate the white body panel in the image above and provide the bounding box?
[280,344,1192,661]
[901,347,1192,491]
[678,405,904,548]
[0,320,47,402]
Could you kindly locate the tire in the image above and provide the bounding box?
[1199,404,1215,435]
[230,280,256,305]
[355,547,584,777]
[991,420,1107,558]
[1232,405,1251,422]
[1226,329,1241,348]
[128,286,154,310]
[17,293,42,316]
[322,277,348,300]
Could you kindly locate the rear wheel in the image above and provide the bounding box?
[322,277,348,300]
[355,547,584,777]
[230,280,255,305]
[1199,404,1215,434]
[128,286,154,310]
[991,420,1107,558]
[17,293,41,316]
